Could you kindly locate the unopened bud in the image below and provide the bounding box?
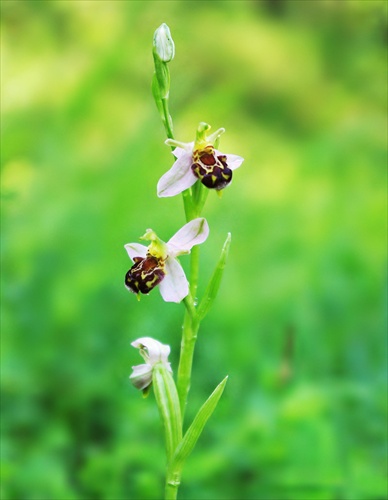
[153,23,175,63]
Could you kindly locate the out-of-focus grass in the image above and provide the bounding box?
[1,1,387,499]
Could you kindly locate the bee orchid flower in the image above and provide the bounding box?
[157,122,244,197]
[124,218,209,303]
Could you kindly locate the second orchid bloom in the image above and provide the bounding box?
[157,122,244,197]
[125,218,209,303]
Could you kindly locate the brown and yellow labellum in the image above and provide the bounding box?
[125,255,165,295]
[191,145,233,190]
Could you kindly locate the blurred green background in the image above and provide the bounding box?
[1,1,387,499]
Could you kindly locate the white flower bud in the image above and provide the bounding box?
[153,23,175,63]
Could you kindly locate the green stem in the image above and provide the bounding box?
[161,97,174,140]
[177,310,199,421]
[160,97,192,222]
[165,470,181,500]
[177,245,201,421]
[189,246,200,299]
[182,190,193,223]
[183,294,196,321]
[191,178,209,220]
[155,74,204,498]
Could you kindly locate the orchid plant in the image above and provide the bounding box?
[125,24,244,499]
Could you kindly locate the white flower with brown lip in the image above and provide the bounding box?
[157,122,244,197]
[124,218,209,303]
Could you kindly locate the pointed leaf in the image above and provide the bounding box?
[168,376,228,473]
[197,233,231,321]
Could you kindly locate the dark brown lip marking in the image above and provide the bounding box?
[191,146,232,190]
[125,255,165,294]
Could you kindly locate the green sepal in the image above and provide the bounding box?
[167,375,228,476]
[197,233,231,321]
[142,384,152,398]
[152,363,182,461]
[194,122,211,149]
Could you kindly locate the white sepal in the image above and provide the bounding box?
[167,218,209,257]
[157,149,197,197]
[124,243,148,261]
[159,257,189,303]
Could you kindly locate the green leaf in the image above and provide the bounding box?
[168,375,228,474]
[197,233,231,321]
[152,364,182,461]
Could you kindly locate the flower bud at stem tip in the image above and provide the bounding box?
[153,23,175,62]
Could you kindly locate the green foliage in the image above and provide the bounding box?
[1,1,387,499]
[197,233,231,321]
[169,376,228,476]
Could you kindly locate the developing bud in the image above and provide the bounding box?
[153,23,175,63]
[129,337,172,394]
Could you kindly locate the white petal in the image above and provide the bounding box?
[223,152,244,171]
[129,364,152,390]
[172,146,192,159]
[159,344,172,366]
[167,218,209,257]
[131,336,162,350]
[124,243,148,261]
[159,257,189,303]
[157,151,197,197]
[131,337,170,365]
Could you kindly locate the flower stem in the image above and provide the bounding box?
[160,97,193,223]
[189,246,200,299]
[161,97,174,140]
[155,69,204,495]
[165,471,181,500]
[177,244,201,421]
[177,310,199,421]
